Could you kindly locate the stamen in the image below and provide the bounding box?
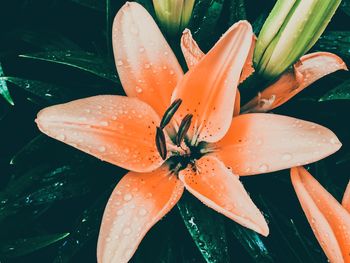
[155,127,167,160]
[160,98,182,128]
[176,114,193,146]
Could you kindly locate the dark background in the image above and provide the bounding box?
[0,0,349,262]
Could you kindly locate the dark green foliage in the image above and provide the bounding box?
[0,0,349,262]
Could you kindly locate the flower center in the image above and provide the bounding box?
[155,99,210,173]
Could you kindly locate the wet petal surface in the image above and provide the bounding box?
[291,167,350,263]
[179,156,269,236]
[172,21,253,143]
[113,2,183,116]
[212,113,341,176]
[97,166,184,263]
[36,95,164,172]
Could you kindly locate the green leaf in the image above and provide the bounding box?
[341,0,350,16]
[0,165,92,220]
[227,0,246,25]
[337,151,350,164]
[69,0,105,11]
[177,193,230,263]
[0,62,14,105]
[319,79,350,101]
[190,0,225,51]
[314,31,350,59]
[10,29,81,51]
[229,223,274,263]
[53,188,112,262]
[10,135,55,166]
[0,233,70,258]
[3,77,82,105]
[19,50,119,83]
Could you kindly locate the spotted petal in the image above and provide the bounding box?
[179,156,269,236]
[113,2,183,116]
[36,95,164,173]
[342,180,350,213]
[242,52,347,113]
[97,166,184,263]
[212,113,341,176]
[172,21,253,143]
[291,167,350,263]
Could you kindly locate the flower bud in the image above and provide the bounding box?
[153,0,195,36]
[253,0,341,79]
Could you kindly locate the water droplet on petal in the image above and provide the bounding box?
[138,208,148,216]
[100,121,108,126]
[98,146,106,152]
[281,153,292,161]
[258,164,269,173]
[123,227,131,235]
[135,86,143,93]
[123,193,133,201]
[116,60,123,66]
[124,148,130,154]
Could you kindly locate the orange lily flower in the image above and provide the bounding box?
[181,22,347,115]
[35,3,342,262]
[291,167,350,263]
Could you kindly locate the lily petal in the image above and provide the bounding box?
[239,35,256,84]
[36,95,164,173]
[172,21,253,143]
[291,167,350,263]
[113,2,183,116]
[212,113,341,176]
[179,156,269,236]
[242,52,347,113]
[342,180,350,213]
[97,165,184,263]
[181,29,205,69]
[180,29,256,84]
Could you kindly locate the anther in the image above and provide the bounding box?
[160,99,182,128]
[155,127,167,160]
[176,114,193,147]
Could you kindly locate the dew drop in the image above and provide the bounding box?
[124,148,130,154]
[144,63,151,69]
[117,209,124,216]
[258,164,269,173]
[135,86,143,93]
[116,60,123,66]
[138,208,148,216]
[123,193,133,201]
[281,153,292,161]
[98,146,106,152]
[123,227,131,235]
[139,47,145,53]
[100,121,109,126]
